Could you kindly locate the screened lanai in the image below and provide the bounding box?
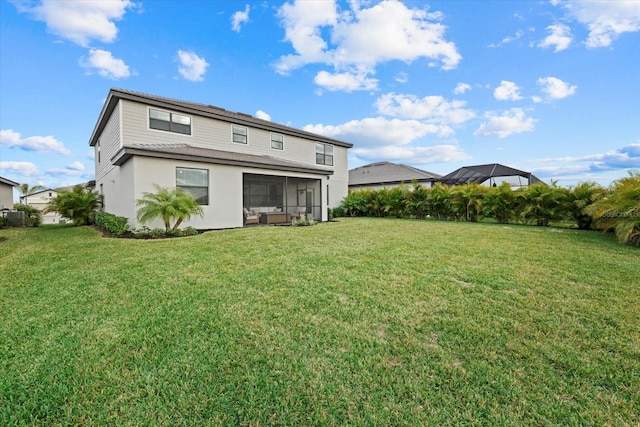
[243,173,322,224]
[437,163,542,188]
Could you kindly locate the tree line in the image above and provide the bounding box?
[334,171,640,245]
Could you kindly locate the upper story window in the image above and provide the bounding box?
[176,167,208,205]
[232,125,247,144]
[315,143,334,166]
[149,109,191,135]
[271,133,284,150]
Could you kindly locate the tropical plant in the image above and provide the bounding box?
[405,182,431,219]
[17,183,46,202]
[429,183,453,220]
[13,203,42,227]
[44,185,102,226]
[567,182,605,230]
[519,182,569,226]
[383,185,408,217]
[451,183,486,222]
[483,182,518,224]
[136,184,204,233]
[585,171,640,245]
[340,192,367,216]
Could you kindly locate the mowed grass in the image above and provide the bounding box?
[1,218,638,426]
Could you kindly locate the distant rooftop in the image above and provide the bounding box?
[349,162,441,186]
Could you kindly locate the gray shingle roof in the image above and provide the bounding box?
[349,162,441,186]
[112,143,334,175]
[89,88,353,149]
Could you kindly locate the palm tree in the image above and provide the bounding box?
[136,184,204,232]
[45,185,102,225]
[17,183,46,203]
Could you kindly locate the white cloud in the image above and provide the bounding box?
[314,70,378,92]
[10,0,135,47]
[555,0,640,48]
[255,110,271,121]
[454,82,471,94]
[352,144,470,165]
[176,50,209,82]
[231,4,250,32]
[538,24,573,52]
[305,117,445,147]
[80,48,131,79]
[0,161,40,176]
[494,80,523,101]
[46,161,89,177]
[275,0,460,91]
[474,108,536,138]
[394,72,408,84]
[535,76,577,102]
[375,93,475,124]
[0,129,70,155]
[488,29,524,48]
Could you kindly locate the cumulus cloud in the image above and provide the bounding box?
[534,76,577,102]
[274,0,460,91]
[314,70,378,92]
[177,50,209,82]
[10,0,135,46]
[494,80,523,101]
[255,110,271,121]
[231,4,250,32]
[305,117,445,147]
[46,161,89,177]
[375,93,475,125]
[1,129,70,155]
[352,144,470,165]
[538,24,573,52]
[474,108,536,138]
[554,0,640,48]
[454,83,471,94]
[530,143,640,178]
[0,161,40,176]
[80,48,131,79]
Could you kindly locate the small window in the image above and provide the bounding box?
[149,109,191,135]
[176,167,208,205]
[97,139,101,163]
[271,133,284,150]
[232,125,247,144]
[315,143,334,166]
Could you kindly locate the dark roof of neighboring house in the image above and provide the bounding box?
[0,176,19,186]
[349,162,441,186]
[89,88,353,149]
[112,143,335,175]
[437,163,542,185]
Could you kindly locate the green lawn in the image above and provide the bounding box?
[1,218,638,426]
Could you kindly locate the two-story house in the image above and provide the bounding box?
[89,89,352,230]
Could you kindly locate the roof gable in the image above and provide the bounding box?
[0,176,19,187]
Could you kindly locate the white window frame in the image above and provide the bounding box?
[315,143,334,166]
[148,108,192,136]
[232,125,248,144]
[271,133,284,150]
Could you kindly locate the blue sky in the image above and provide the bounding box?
[1,0,639,194]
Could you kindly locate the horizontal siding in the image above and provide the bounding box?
[95,101,122,182]
[120,100,340,173]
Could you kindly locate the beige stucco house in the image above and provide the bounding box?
[89,89,353,230]
[0,176,19,211]
[21,189,61,224]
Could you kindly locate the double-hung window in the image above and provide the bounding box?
[149,109,191,135]
[232,125,247,144]
[271,133,284,150]
[315,143,334,166]
[176,167,209,205]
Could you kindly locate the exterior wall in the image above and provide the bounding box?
[0,182,13,210]
[103,157,330,230]
[349,180,435,192]
[95,101,122,183]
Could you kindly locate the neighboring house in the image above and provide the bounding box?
[349,162,441,191]
[0,176,19,210]
[22,189,61,224]
[437,163,542,188]
[89,88,353,229]
[21,182,95,224]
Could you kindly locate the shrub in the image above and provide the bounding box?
[330,206,346,218]
[45,185,102,226]
[90,211,129,235]
[14,204,42,227]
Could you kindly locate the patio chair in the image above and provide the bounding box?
[243,207,259,225]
